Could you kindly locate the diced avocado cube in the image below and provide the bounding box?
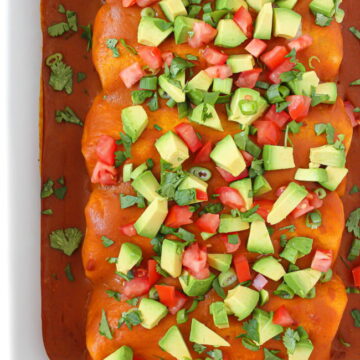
[160,239,184,277]
[294,168,328,182]
[174,16,199,44]
[252,256,285,281]
[253,175,272,196]
[104,345,133,360]
[208,254,233,272]
[159,326,192,360]
[155,131,189,167]
[229,88,268,125]
[139,298,168,329]
[319,166,348,191]
[116,242,142,274]
[280,236,313,264]
[273,8,302,39]
[159,73,186,103]
[219,214,249,233]
[123,163,133,182]
[134,197,168,238]
[201,232,216,240]
[310,145,346,168]
[247,220,274,254]
[187,70,213,91]
[138,17,173,47]
[213,78,233,95]
[190,103,224,131]
[246,0,273,12]
[121,105,148,142]
[227,54,255,73]
[178,174,208,203]
[309,0,335,17]
[132,170,160,202]
[263,145,295,171]
[276,0,298,9]
[288,340,314,360]
[230,178,253,210]
[179,271,216,296]
[214,19,247,48]
[316,82,338,104]
[284,268,321,298]
[190,318,230,346]
[160,0,187,22]
[253,309,283,345]
[216,0,248,11]
[289,71,320,97]
[224,285,259,320]
[131,162,148,180]
[259,289,269,305]
[254,3,273,40]
[210,302,230,329]
[267,182,308,225]
[210,135,247,176]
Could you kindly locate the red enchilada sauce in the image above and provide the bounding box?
[40,0,360,359]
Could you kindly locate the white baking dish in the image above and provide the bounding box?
[2,0,48,358]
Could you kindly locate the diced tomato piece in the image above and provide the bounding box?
[286,95,311,121]
[245,38,267,58]
[162,51,174,67]
[287,35,313,52]
[91,161,117,185]
[123,0,137,7]
[123,277,151,299]
[353,266,360,287]
[215,186,246,210]
[119,223,137,236]
[221,233,241,253]
[155,285,177,307]
[174,123,203,152]
[148,259,161,286]
[216,167,249,182]
[344,101,360,127]
[136,0,157,6]
[96,135,116,166]
[240,150,254,167]
[120,62,145,88]
[203,47,228,65]
[311,249,333,273]
[253,120,281,146]
[273,305,295,327]
[235,68,262,89]
[138,46,163,69]
[188,21,217,48]
[234,254,251,283]
[168,291,188,315]
[291,192,322,219]
[205,65,233,79]
[269,59,295,84]
[252,274,268,291]
[253,200,274,220]
[194,141,212,163]
[165,205,193,228]
[261,46,288,70]
[196,189,208,201]
[195,213,220,233]
[233,6,253,37]
[263,104,290,129]
[183,243,210,279]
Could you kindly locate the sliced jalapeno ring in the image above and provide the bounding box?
[189,166,212,181]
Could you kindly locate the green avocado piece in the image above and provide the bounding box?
[190,318,230,346]
[253,175,272,196]
[230,178,253,210]
[310,145,346,168]
[159,326,192,360]
[309,0,335,17]
[179,271,216,296]
[174,16,199,44]
[289,71,320,97]
[132,170,160,202]
[319,166,348,191]
[208,254,233,272]
[280,236,313,264]
[187,70,213,91]
[216,0,248,11]
[263,145,295,171]
[254,3,273,40]
[294,168,328,182]
[288,340,314,360]
[159,73,186,103]
[139,298,168,329]
[210,135,247,176]
[227,54,255,73]
[315,82,338,104]
[267,182,308,225]
[229,88,268,125]
[201,232,216,240]
[273,8,302,39]
[123,163,133,182]
[213,78,233,95]
[190,103,224,131]
[178,173,208,204]
[155,131,189,167]
[276,0,298,9]
[284,268,321,298]
[138,17,173,47]
[219,214,249,233]
[252,256,285,281]
[104,345,133,360]
[214,19,247,48]
[253,309,284,345]
[116,242,142,274]
[161,239,184,277]
[131,162,148,180]
[259,289,269,305]
[224,285,259,320]
[121,105,149,142]
[210,302,230,329]
[247,220,274,254]
[160,0,187,22]
[246,0,273,12]
[134,197,168,238]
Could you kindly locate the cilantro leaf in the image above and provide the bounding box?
[118,310,142,329]
[48,22,70,37]
[170,57,194,78]
[174,189,197,205]
[64,263,75,282]
[41,179,54,198]
[46,53,73,94]
[99,309,113,339]
[243,318,260,343]
[264,349,282,360]
[55,106,83,126]
[81,24,93,51]
[351,309,360,327]
[120,194,145,209]
[106,290,121,301]
[207,349,223,360]
[106,38,120,58]
[193,344,207,354]
[65,10,78,31]
[346,208,360,237]
[350,26,360,40]
[199,202,223,215]
[101,236,115,248]
[49,227,83,256]
[314,123,335,144]
[282,328,300,354]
